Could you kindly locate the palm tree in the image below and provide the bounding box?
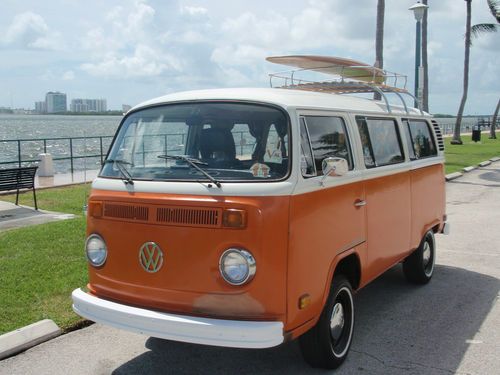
[422,0,429,112]
[472,0,499,139]
[374,0,385,101]
[452,0,472,145]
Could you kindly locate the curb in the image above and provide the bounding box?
[445,172,463,181]
[446,156,499,181]
[0,319,61,360]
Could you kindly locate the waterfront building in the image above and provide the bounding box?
[122,104,132,113]
[70,98,107,113]
[46,92,67,113]
[35,101,47,113]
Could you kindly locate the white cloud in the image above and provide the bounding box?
[1,12,62,50]
[81,45,183,78]
[62,70,75,80]
[181,5,208,17]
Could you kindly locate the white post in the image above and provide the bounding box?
[38,153,54,177]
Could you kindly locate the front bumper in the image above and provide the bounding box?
[72,288,284,348]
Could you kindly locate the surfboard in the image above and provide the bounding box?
[266,55,386,84]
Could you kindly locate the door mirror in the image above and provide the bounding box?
[322,157,349,178]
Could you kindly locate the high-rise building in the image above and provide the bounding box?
[45,92,67,113]
[70,98,107,113]
[35,101,46,113]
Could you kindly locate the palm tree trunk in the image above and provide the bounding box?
[374,0,385,101]
[489,98,499,139]
[452,0,472,145]
[422,0,429,112]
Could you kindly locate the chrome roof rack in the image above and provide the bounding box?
[267,57,423,115]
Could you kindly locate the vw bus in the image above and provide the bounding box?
[72,59,448,369]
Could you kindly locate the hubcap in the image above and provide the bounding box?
[330,302,345,341]
[422,242,431,267]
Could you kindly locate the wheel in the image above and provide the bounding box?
[299,275,355,369]
[403,230,435,284]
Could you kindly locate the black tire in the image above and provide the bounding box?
[403,230,435,284]
[299,275,355,369]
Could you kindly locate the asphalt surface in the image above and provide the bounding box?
[1,163,499,375]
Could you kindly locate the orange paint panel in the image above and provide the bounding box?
[287,181,366,330]
[87,189,289,321]
[410,164,446,245]
[362,171,411,283]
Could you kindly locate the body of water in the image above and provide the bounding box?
[0,113,487,173]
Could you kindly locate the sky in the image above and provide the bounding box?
[0,0,498,114]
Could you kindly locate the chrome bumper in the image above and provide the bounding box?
[72,288,284,349]
[442,221,450,235]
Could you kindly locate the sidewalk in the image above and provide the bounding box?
[0,201,74,232]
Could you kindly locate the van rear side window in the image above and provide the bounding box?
[356,117,404,168]
[404,119,437,159]
[300,116,353,176]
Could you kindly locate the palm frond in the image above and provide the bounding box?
[471,23,498,38]
[487,0,500,23]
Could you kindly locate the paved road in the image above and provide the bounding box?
[1,163,499,375]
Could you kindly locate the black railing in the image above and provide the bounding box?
[0,136,114,173]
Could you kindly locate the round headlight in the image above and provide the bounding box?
[86,234,107,267]
[219,248,256,285]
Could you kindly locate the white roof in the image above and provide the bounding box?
[132,87,428,117]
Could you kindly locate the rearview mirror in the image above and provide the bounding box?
[321,157,349,185]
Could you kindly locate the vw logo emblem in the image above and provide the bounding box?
[139,242,164,273]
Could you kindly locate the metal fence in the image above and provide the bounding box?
[0,136,114,173]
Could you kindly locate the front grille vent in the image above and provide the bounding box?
[431,120,445,151]
[157,207,221,227]
[104,203,149,221]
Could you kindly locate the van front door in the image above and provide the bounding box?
[287,114,366,329]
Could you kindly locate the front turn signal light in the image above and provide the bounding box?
[222,209,247,229]
[88,201,103,218]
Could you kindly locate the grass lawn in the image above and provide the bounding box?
[444,135,500,174]
[0,184,90,334]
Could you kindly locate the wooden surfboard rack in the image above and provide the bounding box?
[266,55,423,115]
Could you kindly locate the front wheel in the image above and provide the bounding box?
[299,275,354,369]
[403,230,436,284]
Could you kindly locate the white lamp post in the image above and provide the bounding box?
[409,1,429,108]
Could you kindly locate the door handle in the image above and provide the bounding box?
[354,199,366,207]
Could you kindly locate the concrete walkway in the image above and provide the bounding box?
[0,201,75,232]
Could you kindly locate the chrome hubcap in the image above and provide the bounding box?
[423,242,431,267]
[330,302,345,341]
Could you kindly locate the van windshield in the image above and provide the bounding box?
[100,102,290,182]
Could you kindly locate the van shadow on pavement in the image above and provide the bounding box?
[112,265,499,375]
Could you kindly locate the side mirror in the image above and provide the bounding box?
[321,157,349,185]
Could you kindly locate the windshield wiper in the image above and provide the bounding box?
[158,154,221,188]
[104,159,134,185]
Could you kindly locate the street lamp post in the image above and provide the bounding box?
[409,1,429,109]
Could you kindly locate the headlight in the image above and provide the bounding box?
[85,234,107,267]
[219,248,256,285]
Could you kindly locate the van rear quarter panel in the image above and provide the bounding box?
[287,181,366,330]
[410,163,446,246]
[86,189,289,321]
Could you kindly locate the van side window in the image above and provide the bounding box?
[302,116,353,175]
[356,117,404,167]
[405,120,437,159]
[403,123,416,160]
[299,117,315,176]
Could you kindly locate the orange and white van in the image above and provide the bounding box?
[72,83,448,369]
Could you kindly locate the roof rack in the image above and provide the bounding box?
[266,55,423,115]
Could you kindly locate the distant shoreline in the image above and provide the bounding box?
[0,111,124,116]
